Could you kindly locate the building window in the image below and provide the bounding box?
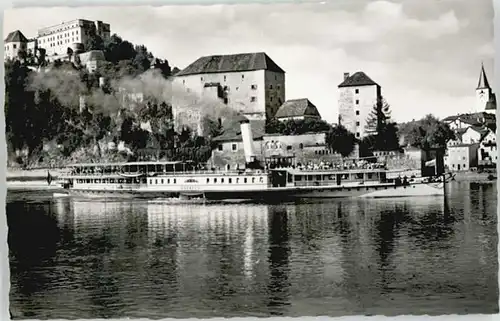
[201,77,203,81]
[356,121,360,126]
[269,84,273,89]
[355,100,359,105]
[356,133,360,137]
[287,145,292,150]
[232,144,237,151]
[270,97,273,102]
[275,75,277,81]
[13,44,16,49]
[251,84,257,90]
[224,75,227,82]
[277,85,281,90]
[355,89,359,94]
[250,97,257,102]
[356,110,360,115]
[299,143,304,149]
[242,74,244,79]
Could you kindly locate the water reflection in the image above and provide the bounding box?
[7,182,499,318]
[267,205,291,314]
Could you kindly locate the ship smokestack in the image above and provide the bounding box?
[240,118,256,163]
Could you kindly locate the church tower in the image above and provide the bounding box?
[476,63,495,113]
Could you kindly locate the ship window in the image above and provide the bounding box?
[236,178,240,183]
[316,175,321,180]
[229,178,232,183]
[110,179,115,183]
[214,178,218,183]
[173,179,176,184]
[221,178,225,183]
[207,178,210,183]
[161,179,164,184]
[260,177,264,183]
[149,179,152,184]
[252,177,255,183]
[295,175,302,181]
[244,178,248,183]
[155,179,158,184]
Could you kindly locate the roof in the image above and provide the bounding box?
[338,71,378,88]
[477,63,491,89]
[485,93,497,110]
[442,115,460,122]
[449,143,479,148]
[212,119,266,143]
[467,125,489,137]
[275,98,319,118]
[176,52,285,76]
[5,30,28,43]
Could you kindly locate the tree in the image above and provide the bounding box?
[399,114,455,149]
[365,96,392,135]
[363,97,399,151]
[84,27,104,51]
[325,125,356,157]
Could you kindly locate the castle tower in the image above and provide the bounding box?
[338,71,382,139]
[476,63,492,113]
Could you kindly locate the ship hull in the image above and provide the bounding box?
[65,181,444,201]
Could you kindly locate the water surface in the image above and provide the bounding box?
[7,182,498,318]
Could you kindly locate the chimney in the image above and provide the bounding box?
[343,72,350,80]
[240,118,256,163]
[99,76,105,88]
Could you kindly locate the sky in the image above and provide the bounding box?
[4,0,495,123]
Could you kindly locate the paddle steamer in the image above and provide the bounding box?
[58,120,446,200]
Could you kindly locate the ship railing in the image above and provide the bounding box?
[62,168,269,177]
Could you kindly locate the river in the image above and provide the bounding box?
[6,181,498,318]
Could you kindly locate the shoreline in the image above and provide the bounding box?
[450,171,497,183]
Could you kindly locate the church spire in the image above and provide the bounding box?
[477,62,490,89]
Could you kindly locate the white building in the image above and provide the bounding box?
[172,52,286,133]
[478,128,497,165]
[4,30,28,61]
[444,143,479,171]
[37,19,110,57]
[338,71,382,139]
[476,63,496,113]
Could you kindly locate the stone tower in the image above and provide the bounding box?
[338,71,382,139]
